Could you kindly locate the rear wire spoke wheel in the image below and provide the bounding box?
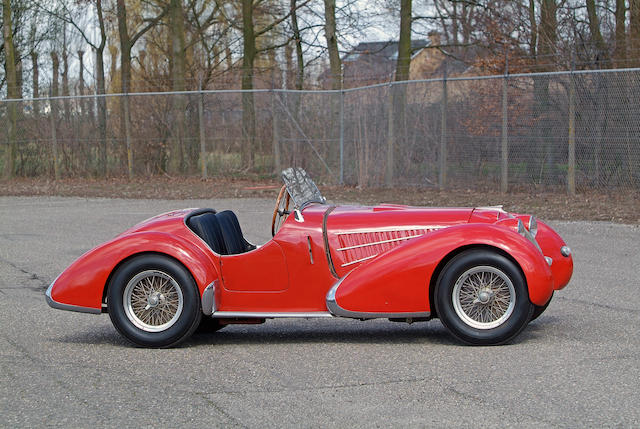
[435,250,534,345]
[123,270,184,332]
[108,254,201,348]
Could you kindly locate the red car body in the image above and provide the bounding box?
[47,169,573,346]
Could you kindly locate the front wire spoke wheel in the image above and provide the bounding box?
[452,266,516,330]
[123,270,184,333]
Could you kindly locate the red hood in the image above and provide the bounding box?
[327,204,474,232]
[325,204,474,277]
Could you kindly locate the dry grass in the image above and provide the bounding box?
[1,177,638,224]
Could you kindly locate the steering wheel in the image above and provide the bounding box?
[271,185,291,236]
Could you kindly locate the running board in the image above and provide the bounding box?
[210,311,333,318]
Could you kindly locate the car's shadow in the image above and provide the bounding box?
[187,322,460,347]
[55,318,550,348]
[55,320,460,348]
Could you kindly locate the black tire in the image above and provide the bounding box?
[530,293,553,322]
[196,317,225,333]
[434,249,534,346]
[107,254,202,348]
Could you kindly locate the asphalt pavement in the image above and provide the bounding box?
[1,196,639,428]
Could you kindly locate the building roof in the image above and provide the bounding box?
[343,40,430,63]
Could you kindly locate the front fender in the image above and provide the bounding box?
[47,231,219,312]
[332,224,553,314]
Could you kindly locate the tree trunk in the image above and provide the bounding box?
[241,0,256,169]
[3,0,19,177]
[585,0,609,67]
[396,0,412,82]
[538,0,557,66]
[95,0,108,177]
[51,52,59,97]
[528,0,537,58]
[291,0,304,90]
[78,50,85,117]
[535,0,557,182]
[387,0,412,185]
[451,0,459,46]
[631,1,640,68]
[168,0,188,174]
[96,46,108,176]
[116,0,133,177]
[31,51,39,115]
[116,0,132,95]
[614,0,626,67]
[62,25,71,122]
[323,0,341,90]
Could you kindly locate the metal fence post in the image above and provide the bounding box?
[198,81,207,179]
[339,88,345,184]
[123,93,133,179]
[49,94,60,180]
[568,69,576,195]
[386,83,394,186]
[501,57,509,193]
[272,90,281,174]
[439,64,448,191]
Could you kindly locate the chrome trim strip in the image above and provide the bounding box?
[528,216,538,238]
[335,226,446,235]
[326,278,431,319]
[337,234,425,251]
[45,281,102,314]
[517,219,543,253]
[476,205,505,211]
[200,281,217,316]
[322,206,340,279]
[211,311,333,318]
[341,254,378,267]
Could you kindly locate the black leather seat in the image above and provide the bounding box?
[216,210,256,255]
[186,211,227,255]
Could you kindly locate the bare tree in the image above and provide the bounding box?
[395,0,412,82]
[2,0,19,177]
[185,1,231,87]
[39,0,110,175]
[323,0,341,90]
[116,0,168,177]
[233,0,310,168]
[291,0,304,90]
[528,0,538,59]
[167,0,187,173]
[614,0,626,67]
[387,0,412,185]
[585,0,609,66]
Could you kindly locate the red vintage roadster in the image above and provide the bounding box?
[46,168,573,347]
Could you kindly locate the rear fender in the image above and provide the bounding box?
[329,224,553,315]
[48,231,219,312]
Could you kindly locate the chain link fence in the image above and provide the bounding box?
[2,68,640,192]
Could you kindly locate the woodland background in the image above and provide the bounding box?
[1,1,639,192]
